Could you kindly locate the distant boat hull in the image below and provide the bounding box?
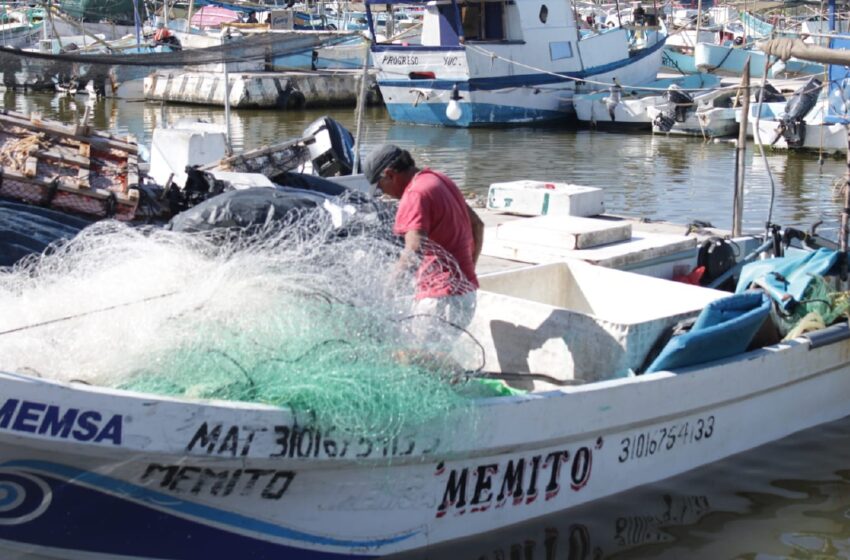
[695,42,824,77]
[377,39,666,127]
[574,73,722,130]
[662,47,698,74]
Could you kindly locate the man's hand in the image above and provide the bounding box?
[396,229,427,273]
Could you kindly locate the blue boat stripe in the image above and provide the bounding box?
[377,37,667,91]
[3,460,418,549]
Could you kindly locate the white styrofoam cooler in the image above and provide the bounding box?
[148,121,228,188]
[487,180,604,217]
[470,261,726,382]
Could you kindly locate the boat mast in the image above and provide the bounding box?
[222,30,232,155]
[733,58,750,237]
[187,0,195,32]
[829,0,850,254]
[695,0,702,42]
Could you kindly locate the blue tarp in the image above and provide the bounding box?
[735,248,840,309]
[0,200,90,266]
[646,292,771,373]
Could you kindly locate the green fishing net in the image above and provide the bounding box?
[119,299,489,439]
[781,274,850,337]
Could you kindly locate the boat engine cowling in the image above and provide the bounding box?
[302,117,355,177]
[665,85,694,122]
[780,77,822,148]
[754,82,785,103]
[654,85,694,131]
[653,112,676,132]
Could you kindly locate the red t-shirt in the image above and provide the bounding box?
[393,169,479,299]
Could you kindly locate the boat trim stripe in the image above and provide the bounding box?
[377,37,667,91]
[0,460,419,549]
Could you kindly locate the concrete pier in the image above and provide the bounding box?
[143,69,381,109]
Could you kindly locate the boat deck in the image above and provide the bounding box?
[476,208,729,276]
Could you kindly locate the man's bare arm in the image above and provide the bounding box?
[398,229,427,271]
[467,205,484,265]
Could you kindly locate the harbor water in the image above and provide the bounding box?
[6,90,850,559]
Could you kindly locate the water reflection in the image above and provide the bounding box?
[392,416,850,560]
[3,90,850,234]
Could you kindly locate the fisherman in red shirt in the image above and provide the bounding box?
[363,144,484,345]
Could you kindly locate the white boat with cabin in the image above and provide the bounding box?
[365,0,668,126]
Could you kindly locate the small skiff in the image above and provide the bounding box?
[1,251,850,558]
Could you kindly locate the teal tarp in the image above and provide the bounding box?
[735,248,840,309]
[646,292,771,373]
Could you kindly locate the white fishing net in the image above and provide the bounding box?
[0,201,500,440]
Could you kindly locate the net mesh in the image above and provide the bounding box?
[0,28,361,91]
[0,201,495,441]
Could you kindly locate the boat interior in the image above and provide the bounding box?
[468,259,726,391]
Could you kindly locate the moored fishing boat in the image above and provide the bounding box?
[366,0,667,126]
[695,41,824,77]
[573,73,720,131]
[3,154,850,557]
[647,82,739,137]
[1,235,850,557]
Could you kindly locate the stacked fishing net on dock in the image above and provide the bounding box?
[0,201,488,440]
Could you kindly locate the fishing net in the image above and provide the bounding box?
[0,199,500,441]
[0,28,359,90]
[779,274,850,338]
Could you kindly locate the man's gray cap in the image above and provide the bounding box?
[362,144,403,185]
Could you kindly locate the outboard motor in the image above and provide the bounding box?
[754,82,786,103]
[302,117,355,177]
[779,77,822,148]
[666,84,694,122]
[653,84,694,132]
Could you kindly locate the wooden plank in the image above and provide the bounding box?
[126,152,139,188]
[0,111,138,154]
[35,149,91,169]
[23,157,37,178]
[7,108,137,148]
[200,137,305,170]
[76,167,90,189]
[0,167,136,204]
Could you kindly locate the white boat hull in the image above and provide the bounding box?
[0,314,849,557]
[376,43,664,126]
[574,95,656,128]
[752,119,847,153]
[649,106,739,137]
[371,0,667,127]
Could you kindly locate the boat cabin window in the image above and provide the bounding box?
[459,0,506,41]
[539,4,548,23]
[549,40,572,59]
